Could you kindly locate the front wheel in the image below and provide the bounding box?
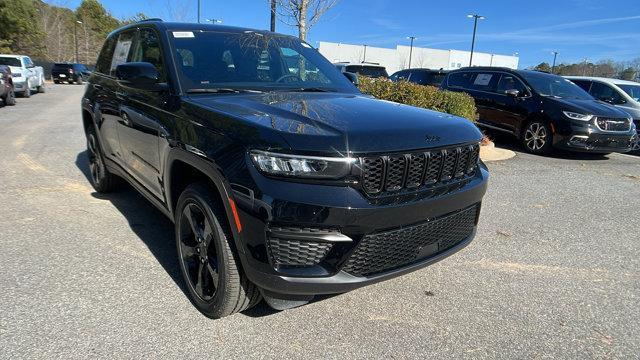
[21,86,31,98]
[175,183,260,318]
[2,89,16,106]
[522,120,553,154]
[37,81,45,93]
[86,126,118,192]
[76,76,84,85]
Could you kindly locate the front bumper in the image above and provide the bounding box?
[232,161,489,298]
[552,120,635,153]
[13,79,26,91]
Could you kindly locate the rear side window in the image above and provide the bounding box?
[109,30,136,76]
[447,72,474,89]
[95,36,116,75]
[590,82,626,105]
[571,79,591,92]
[469,73,499,92]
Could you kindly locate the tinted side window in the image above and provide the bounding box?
[95,36,116,75]
[109,30,136,76]
[447,72,473,88]
[496,74,527,95]
[590,82,626,105]
[469,73,499,92]
[571,79,591,92]
[131,28,166,81]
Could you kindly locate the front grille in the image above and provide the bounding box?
[359,144,480,196]
[596,117,631,132]
[342,204,479,277]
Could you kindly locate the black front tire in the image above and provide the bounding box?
[86,126,118,192]
[522,120,553,155]
[54,80,60,84]
[2,89,16,106]
[21,87,31,98]
[175,183,260,318]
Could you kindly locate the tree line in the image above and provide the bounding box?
[0,0,144,66]
[530,59,640,81]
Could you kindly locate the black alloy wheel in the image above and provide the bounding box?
[175,183,260,318]
[86,126,117,192]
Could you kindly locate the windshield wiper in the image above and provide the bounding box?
[284,87,334,93]
[186,88,263,94]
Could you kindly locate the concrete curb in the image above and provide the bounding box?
[480,141,516,162]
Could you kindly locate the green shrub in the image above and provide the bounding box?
[357,76,478,122]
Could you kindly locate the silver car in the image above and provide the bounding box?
[566,76,640,152]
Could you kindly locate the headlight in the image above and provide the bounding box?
[563,111,593,121]
[250,150,354,179]
[11,73,22,78]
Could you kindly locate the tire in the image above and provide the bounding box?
[522,120,553,154]
[2,89,16,106]
[86,125,118,192]
[54,80,60,84]
[175,183,260,318]
[21,86,31,98]
[76,76,84,85]
[37,81,45,93]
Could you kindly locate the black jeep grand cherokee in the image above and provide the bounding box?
[82,20,488,318]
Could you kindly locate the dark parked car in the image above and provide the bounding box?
[334,62,389,78]
[82,20,488,318]
[441,67,636,154]
[390,68,449,87]
[0,65,16,106]
[52,63,91,84]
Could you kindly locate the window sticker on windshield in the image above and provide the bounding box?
[173,31,195,38]
[474,74,493,86]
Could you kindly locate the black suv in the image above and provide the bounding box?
[441,67,636,154]
[82,20,488,318]
[52,63,91,84]
[390,68,449,87]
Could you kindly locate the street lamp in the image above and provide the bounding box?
[467,14,485,67]
[551,51,559,74]
[406,36,417,69]
[197,0,201,23]
[206,18,222,24]
[74,20,82,63]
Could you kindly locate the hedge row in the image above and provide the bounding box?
[357,76,478,122]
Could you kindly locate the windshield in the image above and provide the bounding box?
[345,65,388,78]
[520,71,593,100]
[53,64,73,69]
[169,30,356,93]
[617,84,640,102]
[0,57,21,67]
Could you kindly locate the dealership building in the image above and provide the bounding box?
[318,41,519,75]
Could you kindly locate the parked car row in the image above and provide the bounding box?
[52,63,92,84]
[0,54,46,99]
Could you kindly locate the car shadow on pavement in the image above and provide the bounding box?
[75,150,278,317]
[485,130,615,161]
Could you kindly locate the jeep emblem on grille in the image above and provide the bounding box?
[425,135,441,143]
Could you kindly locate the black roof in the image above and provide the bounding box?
[108,19,284,39]
[394,68,449,73]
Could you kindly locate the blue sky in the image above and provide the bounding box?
[52,0,640,68]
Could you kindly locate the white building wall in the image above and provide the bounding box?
[318,42,519,75]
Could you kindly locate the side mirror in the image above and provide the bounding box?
[116,62,165,91]
[343,71,359,86]
[504,89,520,97]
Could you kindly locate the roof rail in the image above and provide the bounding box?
[138,18,163,23]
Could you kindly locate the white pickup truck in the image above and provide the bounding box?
[0,54,45,97]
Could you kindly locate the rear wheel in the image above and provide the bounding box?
[54,80,60,84]
[2,89,16,106]
[86,126,118,192]
[21,86,31,98]
[76,75,84,85]
[37,82,45,93]
[175,183,260,318]
[522,120,552,154]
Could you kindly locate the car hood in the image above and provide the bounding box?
[549,97,630,118]
[189,92,482,153]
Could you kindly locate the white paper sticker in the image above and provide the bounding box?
[473,74,492,86]
[173,31,195,38]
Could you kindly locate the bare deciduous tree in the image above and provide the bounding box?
[275,0,338,41]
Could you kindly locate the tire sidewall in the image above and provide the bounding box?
[6,90,16,105]
[522,120,552,154]
[175,186,233,318]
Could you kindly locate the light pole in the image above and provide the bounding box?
[270,0,276,32]
[582,58,588,75]
[74,20,82,63]
[197,0,201,23]
[406,36,416,69]
[362,45,368,63]
[206,18,222,24]
[551,51,559,74]
[467,14,485,67]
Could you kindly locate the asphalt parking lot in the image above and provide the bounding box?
[1,84,639,359]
